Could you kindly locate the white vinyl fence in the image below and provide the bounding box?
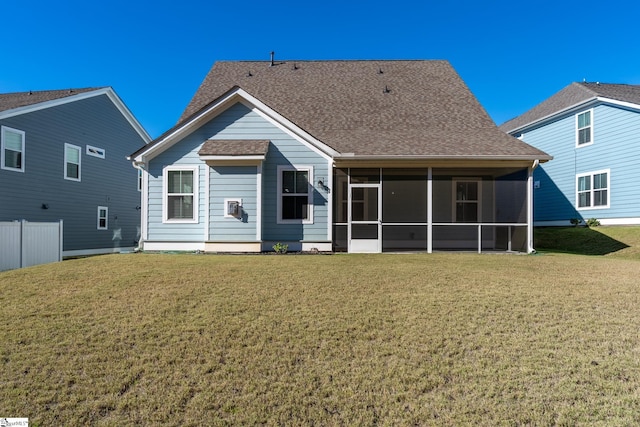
[0,220,63,271]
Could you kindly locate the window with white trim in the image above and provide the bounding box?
[163,166,198,222]
[86,145,105,159]
[576,110,592,146]
[64,143,81,181]
[1,126,25,172]
[97,206,108,230]
[577,170,609,209]
[277,166,313,223]
[453,179,481,222]
[138,169,143,192]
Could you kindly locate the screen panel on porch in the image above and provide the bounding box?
[382,169,428,251]
[333,167,530,253]
[432,169,528,252]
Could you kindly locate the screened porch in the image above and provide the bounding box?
[332,167,533,253]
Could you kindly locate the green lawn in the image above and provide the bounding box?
[1,236,640,425]
[535,225,640,258]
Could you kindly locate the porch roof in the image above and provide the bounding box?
[198,139,270,156]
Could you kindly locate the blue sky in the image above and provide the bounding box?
[3,0,640,138]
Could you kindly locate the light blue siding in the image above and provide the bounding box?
[146,102,331,244]
[0,94,145,252]
[522,104,640,222]
[209,166,258,241]
[262,140,330,242]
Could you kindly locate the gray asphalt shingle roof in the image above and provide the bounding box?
[169,60,548,159]
[198,139,270,156]
[0,88,101,112]
[500,82,640,133]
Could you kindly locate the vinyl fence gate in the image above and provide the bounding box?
[0,220,63,271]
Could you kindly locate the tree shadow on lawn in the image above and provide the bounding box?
[535,227,629,256]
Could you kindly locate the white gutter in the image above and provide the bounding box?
[333,154,551,161]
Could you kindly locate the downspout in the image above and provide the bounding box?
[527,159,540,253]
[132,160,147,251]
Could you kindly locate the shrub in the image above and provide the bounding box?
[570,218,583,227]
[586,218,601,227]
[272,242,288,254]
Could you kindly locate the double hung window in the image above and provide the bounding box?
[64,143,81,181]
[97,206,108,230]
[164,166,198,222]
[1,126,25,172]
[278,166,313,223]
[577,170,609,209]
[453,179,480,223]
[576,110,593,146]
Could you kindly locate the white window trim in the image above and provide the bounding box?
[97,206,109,230]
[1,125,25,173]
[277,165,314,224]
[162,165,199,224]
[86,144,106,159]
[452,178,482,223]
[64,143,82,182]
[575,108,594,148]
[576,169,610,210]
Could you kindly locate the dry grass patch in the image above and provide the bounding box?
[1,253,640,425]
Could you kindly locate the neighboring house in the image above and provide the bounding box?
[0,88,151,257]
[129,59,550,254]
[501,82,640,226]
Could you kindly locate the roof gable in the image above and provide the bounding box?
[0,87,151,143]
[501,82,640,133]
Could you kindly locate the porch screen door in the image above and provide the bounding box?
[349,184,381,253]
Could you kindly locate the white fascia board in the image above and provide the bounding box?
[103,88,152,143]
[595,97,640,113]
[0,88,151,143]
[503,97,599,134]
[199,155,265,161]
[234,89,338,161]
[133,87,339,164]
[0,89,107,119]
[506,96,640,135]
[131,89,248,163]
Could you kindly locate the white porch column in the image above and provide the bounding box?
[527,161,538,253]
[427,167,433,253]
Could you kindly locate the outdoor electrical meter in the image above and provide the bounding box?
[227,200,240,216]
[225,199,242,217]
